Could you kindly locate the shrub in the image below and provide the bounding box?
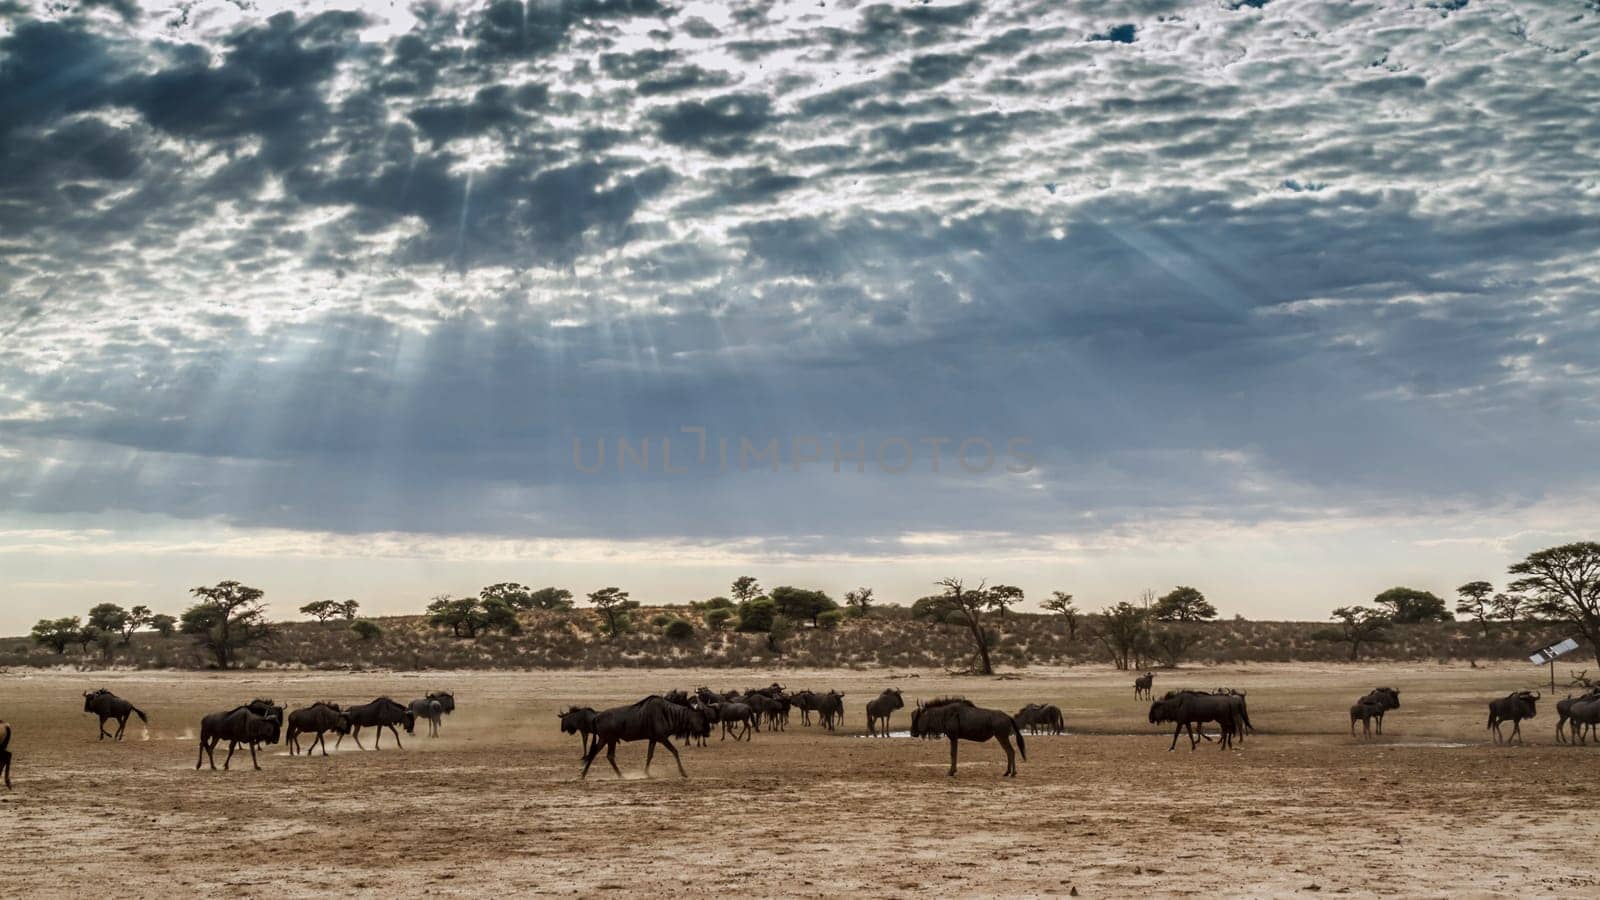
[706,608,734,631]
[664,619,695,641]
[349,620,383,642]
[817,609,845,630]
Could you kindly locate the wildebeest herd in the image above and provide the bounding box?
[0,676,1590,787]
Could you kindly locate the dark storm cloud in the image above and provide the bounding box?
[2,0,1599,554]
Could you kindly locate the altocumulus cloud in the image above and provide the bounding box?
[0,0,1598,577]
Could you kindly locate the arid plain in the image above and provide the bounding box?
[2,662,1597,898]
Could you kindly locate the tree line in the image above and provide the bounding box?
[24,541,1600,670]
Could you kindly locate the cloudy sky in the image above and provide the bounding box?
[1,0,1596,630]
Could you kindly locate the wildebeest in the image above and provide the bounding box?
[0,718,12,789]
[717,701,756,741]
[408,698,444,738]
[1015,703,1065,735]
[426,691,455,715]
[1487,690,1539,744]
[1350,700,1384,738]
[286,702,350,756]
[580,696,708,779]
[1565,694,1600,745]
[1555,688,1600,743]
[815,690,845,731]
[791,690,820,725]
[559,706,599,755]
[1214,689,1254,742]
[910,697,1026,777]
[865,688,904,736]
[1134,672,1155,700]
[744,692,783,732]
[1356,687,1400,735]
[1149,690,1238,751]
[340,697,416,750]
[196,704,283,771]
[83,689,149,741]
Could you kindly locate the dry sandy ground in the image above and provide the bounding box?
[1,661,1597,898]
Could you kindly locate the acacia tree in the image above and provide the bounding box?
[300,599,359,623]
[1373,587,1452,623]
[526,587,574,610]
[1041,591,1081,641]
[150,614,177,638]
[87,603,129,640]
[1509,542,1600,665]
[1492,592,1526,624]
[1152,586,1217,622]
[1455,581,1496,638]
[1093,602,1151,670]
[844,587,874,617]
[123,605,153,643]
[427,594,486,639]
[771,586,837,627]
[986,584,1025,618]
[588,587,638,641]
[32,616,80,654]
[1313,606,1391,661]
[182,581,272,669]
[731,576,763,605]
[916,577,997,675]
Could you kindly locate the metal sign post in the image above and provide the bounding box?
[1529,638,1580,691]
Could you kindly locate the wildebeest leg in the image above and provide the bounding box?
[579,738,603,779]
[605,740,623,778]
[662,737,687,778]
[224,740,237,771]
[249,740,260,771]
[1375,712,1384,735]
[1169,723,1183,751]
[197,735,210,770]
[1511,720,1522,745]
[947,737,959,776]
[0,748,9,789]
[98,716,109,740]
[388,724,404,750]
[998,734,1016,777]
[645,739,656,776]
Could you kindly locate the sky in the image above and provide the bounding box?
[1,0,1597,632]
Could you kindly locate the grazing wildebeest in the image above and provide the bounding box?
[1356,687,1400,735]
[910,697,1026,777]
[83,689,149,741]
[341,697,416,750]
[1015,703,1065,736]
[717,701,756,741]
[0,718,12,789]
[559,707,599,755]
[579,696,708,779]
[196,705,283,771]
[1350,700,1385,738]
[1487,690,1540,744]
[1555,688,1600,743]
[1134,672,1155,700]
[866,688,904,736]
[815,690,845,732]
[409,698,444,738]
[1149,690,1238,751]
[286,702,350,756]
[426,691,455,715]
[1566,694,1600,745]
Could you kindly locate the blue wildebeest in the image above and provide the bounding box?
[1487,690,1539,744]
[865,689,904,736]
[340,698,416,750]
[1149,690,1238,751]
[409,698,444,738]
[196,704,283,771]
[580,696,709,779]
[83,689,149,741]
[1134,672,1155,700]
[910,697,1026,777]
[286,702,349,756]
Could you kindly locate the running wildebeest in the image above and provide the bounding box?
[1555,688,1600,743]
[426,691,455,715]
[1149,690,1238,751]
[1016,703,1065,735]
[83,689,149,741]
[408,698,444,738]
[910,697,1027,777]
[1350,700,1385,738]
[579,696,708,779]
[1134,672,1155,700]
[340,697,416,750]
[866,688,904,736]
[559,706,599,755]
[1487,690,1540,744]
[1356,687,1399,735]
[196,704,283,771]
[815,690,845,732]
[0,718,12,789]
[286,702,350,756]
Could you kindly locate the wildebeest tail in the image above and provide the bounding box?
[132,706,149,724]
[1010,716,1027,761]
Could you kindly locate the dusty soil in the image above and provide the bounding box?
[1,662,1597,897]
